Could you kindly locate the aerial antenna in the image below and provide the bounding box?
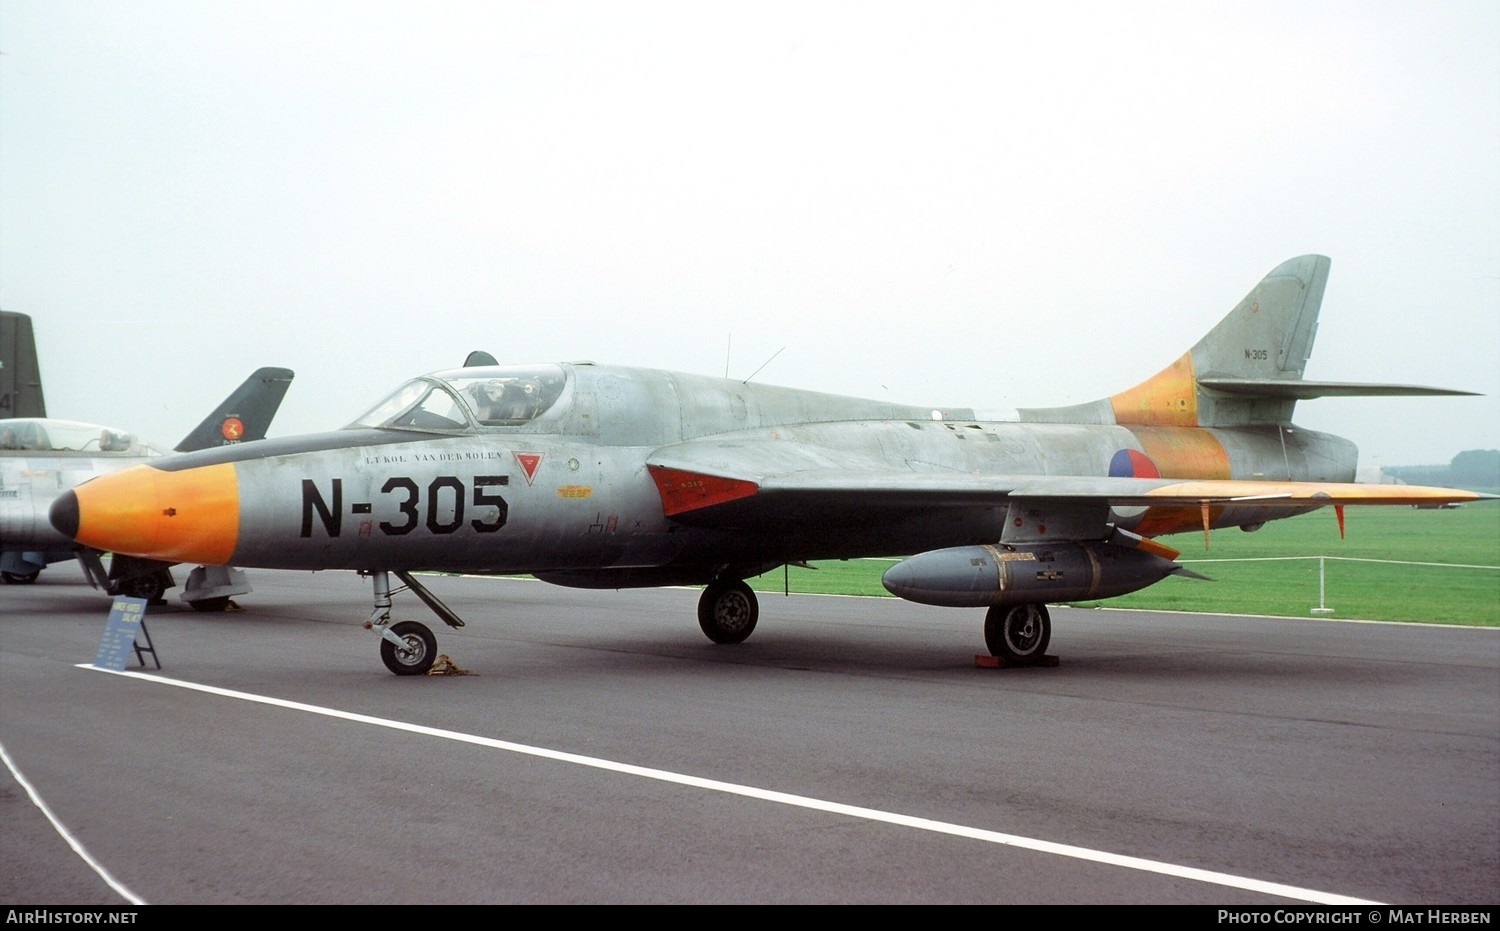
[742,346,785,384]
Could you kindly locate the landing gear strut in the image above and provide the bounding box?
[697,578,759,644]
[984,603,1051,666]
[364,570,466,676]
[104,554,174,605]
[108,571,170,605]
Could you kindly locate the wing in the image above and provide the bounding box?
[646,439,1492,541]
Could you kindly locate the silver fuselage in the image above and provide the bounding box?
[135,362,1355,582]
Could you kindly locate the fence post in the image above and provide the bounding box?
[1311,556,1334,615]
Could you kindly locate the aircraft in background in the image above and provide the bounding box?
[1,310,47,418]
[1,310,294,608]
[49,256,1491,673]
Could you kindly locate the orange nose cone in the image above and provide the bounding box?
[65,462,240,565]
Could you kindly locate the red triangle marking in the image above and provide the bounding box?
[515,452,542,485]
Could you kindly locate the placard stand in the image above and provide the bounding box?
[93,596,161,671]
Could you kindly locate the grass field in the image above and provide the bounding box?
[747,500,1500,626]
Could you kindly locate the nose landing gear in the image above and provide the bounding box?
[363,570,466,676]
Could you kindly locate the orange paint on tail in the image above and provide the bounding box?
[1109,352,1198,427]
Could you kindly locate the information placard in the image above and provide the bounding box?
[93,596,149,671]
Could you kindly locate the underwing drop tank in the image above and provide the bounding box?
[881,541,1191,608]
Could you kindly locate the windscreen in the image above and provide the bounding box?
[349,365,566,431]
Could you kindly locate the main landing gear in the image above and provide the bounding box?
[984,603,1052,666]
[364,570,466,676]
[697,578,758,644]
[693,578,1055,668]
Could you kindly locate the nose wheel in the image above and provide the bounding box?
[379,620,437,676]
[364,569,462,676]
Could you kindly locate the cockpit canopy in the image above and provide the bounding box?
[350,364,567,432]
[0,418,159,456]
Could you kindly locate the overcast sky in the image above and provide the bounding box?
[2,1,1496,468]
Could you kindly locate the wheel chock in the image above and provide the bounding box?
[426,654,473,676]
[974,654,1059,668]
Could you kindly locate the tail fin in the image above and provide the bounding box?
[0,311,47,419]
[464,350,499,367]
[1109,255,1331,428]
[1024,255,1476,430]
[174,367,295,452]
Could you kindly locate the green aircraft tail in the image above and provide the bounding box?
[0,311,47,419]
[173,367,296,452]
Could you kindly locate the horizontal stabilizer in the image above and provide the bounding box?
[1198,378,1479,400]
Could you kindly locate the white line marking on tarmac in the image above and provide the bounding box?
[78,664,1381,905]
[0,739,149,905]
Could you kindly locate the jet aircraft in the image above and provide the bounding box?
[1,311,294,607]
[1,310,47,418]
[49,256,1491,673]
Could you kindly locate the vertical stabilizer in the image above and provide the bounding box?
[174,367,296,452]
[1108,255,1331,428]
[1190,254,1328,384]
[0,311,47,419]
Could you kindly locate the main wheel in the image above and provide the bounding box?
[697,579,759,644]
[116,573,168,604]
[985,603,1051,665]
[380,620,437,676]
[189,596,233,613]
[2,570,39,584]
